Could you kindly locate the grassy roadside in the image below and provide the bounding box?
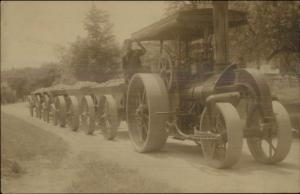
[1,110,179,193]
[67,152,181,193]
[1,112,69,178]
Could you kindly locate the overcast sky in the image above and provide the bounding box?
[1,1,166,70]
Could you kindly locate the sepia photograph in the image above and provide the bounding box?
[1,1,300,193]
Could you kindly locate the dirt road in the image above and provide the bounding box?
[2,103,300,193]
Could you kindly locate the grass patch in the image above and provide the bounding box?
[1,112,68,178]
[68,152,180,193]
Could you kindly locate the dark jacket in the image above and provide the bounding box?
[122,49,146,71]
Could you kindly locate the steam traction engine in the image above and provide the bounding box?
[27,2,293,169]
[126,3,292,168]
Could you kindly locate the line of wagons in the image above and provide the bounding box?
[26,8,293,169]
[27,79,125,139]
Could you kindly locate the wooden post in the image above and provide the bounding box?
[212,1,229,72]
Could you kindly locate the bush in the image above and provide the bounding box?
[1,83,17,104]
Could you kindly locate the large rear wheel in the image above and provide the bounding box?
[80,95,96,135]
[98,95,120,140]
[127,73,169,152]
[246,101,292,164]
[200,103,243,168]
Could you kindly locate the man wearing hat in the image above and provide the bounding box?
[122,39,146,83]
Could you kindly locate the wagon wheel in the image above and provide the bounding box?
[127,73,169,152]
[98,95,121,140]
[31,98,36,117]
[31,96,37,117]
[55,96,67,127]
[50,104,58,126]
[41,102,46,122]
[43,95,50,123]
[158,52,174,90]
[28,96,34,117]
[200,103,243,168]
[38,95,43,119]
[246,101,292,164]
[67,96,80,131]
[80,95,96,135]
[35,95,42,119]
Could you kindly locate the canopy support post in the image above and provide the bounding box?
[212,1,229,72]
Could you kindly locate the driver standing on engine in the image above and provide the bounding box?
[122,39,146,83]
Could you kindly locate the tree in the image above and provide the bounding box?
[164,1,300,76]
[67,5,120,83]
[1,63,60,99]
[164,1,210,16]
[229,1,300,82]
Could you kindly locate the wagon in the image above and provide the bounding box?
[29,84,67,122]
[76,79,127,139]
[30,87,50,119]
[28,2,293,169]
[40,79,126,139]
[51,81,99,130]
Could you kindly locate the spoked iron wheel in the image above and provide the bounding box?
[200,103,243,168]
[246,101,292,164]
[55,96,67,127]
[98,95,120,140]
[127,73,169,152]
[50,104,58,126]
[31,96,37,117]
[80,95,95,135]
[32,106,37,118]
[158,52,174,90]
[42,95,50,123]
[28,96,34,117]
[67,96,80,131]
[41,102,46,122]
[35,95,42,119]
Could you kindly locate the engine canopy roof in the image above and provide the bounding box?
[131,8,247,41]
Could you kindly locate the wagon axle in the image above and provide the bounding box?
[166,120,224,141]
